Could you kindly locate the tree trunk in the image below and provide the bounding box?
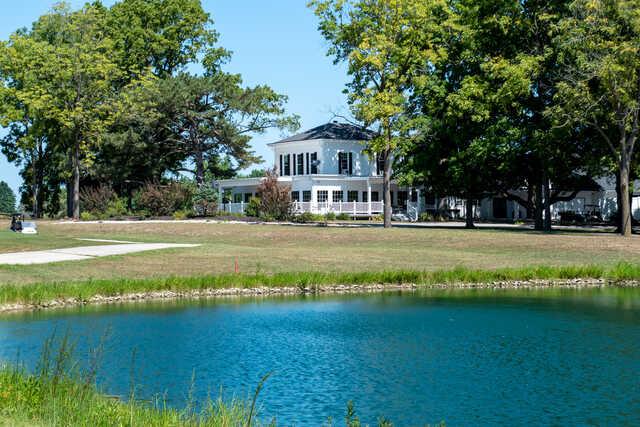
[533,183,543,230]
[383,148,392,229]
[619,153,632,237]
[195,148,205,186]
[66,151,73,218]
[526,184,534,219]
[33,139,45,218]
[72,138,81,220]
[465,198,475,228]
[543,173,552,232]
[614,171,623,232]
[31,149,39,218]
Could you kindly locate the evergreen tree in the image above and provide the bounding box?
[0,181,16,214]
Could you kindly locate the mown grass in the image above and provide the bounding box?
[2,221,640,286]
[1,263,638,308]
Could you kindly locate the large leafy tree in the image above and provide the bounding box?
[1,0,287,219]
[551,0,640,236]
[0,3,125,220]
[310,0,449,228]
[414,0,602,231]
[107,0,217,78]
[94,0,222,192]
[399,0,508,228]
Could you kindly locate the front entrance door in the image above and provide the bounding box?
[493,198,508,219]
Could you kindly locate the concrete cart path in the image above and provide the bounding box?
[0,243,200,265]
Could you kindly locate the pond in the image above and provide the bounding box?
[1,288,639,425]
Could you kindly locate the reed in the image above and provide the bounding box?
[0,336,422,426]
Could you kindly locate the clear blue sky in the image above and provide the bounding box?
[0,0,349,196]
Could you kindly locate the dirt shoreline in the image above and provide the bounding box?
[1,278,638,314]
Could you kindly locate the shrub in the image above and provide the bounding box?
[103,198,128,219]
[294,212,323,223]
[133,182,193,217]
[418,212,433,222]
[173,209,190,220]
[245,197,261,218]
[257,169,293,221]
[336,213,351,221]
[80,185,116,215]
[193,185,218,217]
[79,211,95,221]
[325,212,336,221]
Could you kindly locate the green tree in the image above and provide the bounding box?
[153,63,299,185]
[551,0,640,236]
[407,0,602,231]
[310,0,448,228]
[0,3,126,220]
[107,0,217,78]
[0,181,16,214]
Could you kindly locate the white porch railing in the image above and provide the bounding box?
[221,202,247,214]
[220,201,384,216]
[294,201,384,215]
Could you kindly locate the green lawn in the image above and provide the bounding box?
[1,221,639,287]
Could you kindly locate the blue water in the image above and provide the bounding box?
[1,288,639,425]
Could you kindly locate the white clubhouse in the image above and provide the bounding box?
[216,121,640,222]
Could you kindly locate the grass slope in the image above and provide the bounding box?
[1,263,638,308]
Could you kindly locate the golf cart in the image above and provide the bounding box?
[10,213,37,234]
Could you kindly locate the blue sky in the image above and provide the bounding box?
[0,0,349,196]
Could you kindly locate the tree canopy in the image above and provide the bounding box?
[0,0,297,219]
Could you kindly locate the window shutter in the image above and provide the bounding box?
[279,155,283,176]
[306,153,309,175]
[348,152,353,175]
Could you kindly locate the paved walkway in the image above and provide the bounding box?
[0,241,200,265]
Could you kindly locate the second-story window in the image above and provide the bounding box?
[376,154,385,175]
[297,154,304,175]
[283,154,291,176]
[310,152,318,174]
[339,152,353,175]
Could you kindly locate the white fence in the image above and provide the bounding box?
[220,201,384,217]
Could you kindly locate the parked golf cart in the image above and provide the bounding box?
[9,213,38,234]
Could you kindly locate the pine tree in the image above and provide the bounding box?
[0,181,16,214]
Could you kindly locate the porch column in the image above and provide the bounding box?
[416,188,421,213]
[217,184,224,211]
[367,181,372,215]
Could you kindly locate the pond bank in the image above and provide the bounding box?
[2,277,638,313]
